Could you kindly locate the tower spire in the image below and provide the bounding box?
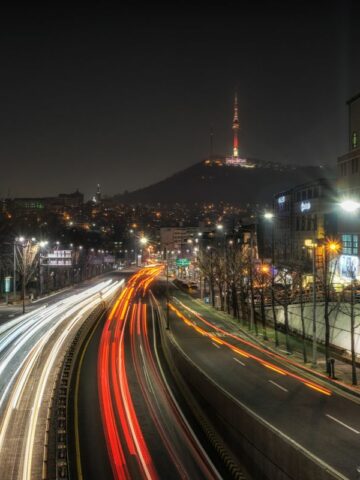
[232,91,239,158]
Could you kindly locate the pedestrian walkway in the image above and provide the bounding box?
[169,281,360,397]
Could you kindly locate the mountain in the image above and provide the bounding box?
[115,159,334,205]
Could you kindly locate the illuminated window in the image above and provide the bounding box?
[342,234,358,255]
[352,131,358,149]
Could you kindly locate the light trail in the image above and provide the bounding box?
[98,268,220,479]
[169,302,332,396]
[0,280,117,413]
[0,278,123,479]
[98,266,162,479]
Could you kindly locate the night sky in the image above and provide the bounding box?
[1,2,359,199]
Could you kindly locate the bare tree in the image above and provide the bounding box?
[338,261,359,386]
[253,263,271,340]
[16,242,40,309]
[197,247,216,307]
[319,242,341,365]
[273,267,297,353]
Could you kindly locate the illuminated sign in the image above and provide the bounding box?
[176,258,190,267]
[278,196,285,204]
[300,201,311,212]
[4,277,11,293]
[45,250,72,266]
[339,255,359,279]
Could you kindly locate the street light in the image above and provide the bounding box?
[263,210,279,346]
[339,199,360,213]
[139,236,148,246]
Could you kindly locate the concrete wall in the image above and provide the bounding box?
[264,302,360,356]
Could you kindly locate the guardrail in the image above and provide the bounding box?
[48,303,105,479]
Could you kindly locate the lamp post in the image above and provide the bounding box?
[311,236,317,367]
[139,236,148,266]
[165,247,170,329]
[263,212,279,346]
[38,241,48,296]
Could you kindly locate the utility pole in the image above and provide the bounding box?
[22,243,26,314]
[311,223,317,368]
[13,242,16,301]
[249,226,256,333]
[165,247,170,330]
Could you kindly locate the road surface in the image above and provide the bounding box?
[156,282,360,480]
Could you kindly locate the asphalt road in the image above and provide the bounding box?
[158,282,360,480]
[73,309,114,480]
[75,267,222,479]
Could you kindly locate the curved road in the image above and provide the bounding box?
[74,267,222,479]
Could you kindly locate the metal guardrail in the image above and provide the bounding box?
[44,303,105,480]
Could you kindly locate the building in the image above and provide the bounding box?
[11,190,84,214]
[273,178,337,267]
[337,92,360,280]
[160,227,199,253]
[58,189,84,208]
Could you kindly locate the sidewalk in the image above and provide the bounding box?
[169,282,360,398]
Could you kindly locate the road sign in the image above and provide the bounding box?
[176,258,190,267]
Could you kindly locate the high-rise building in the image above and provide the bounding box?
[337,92,360,280]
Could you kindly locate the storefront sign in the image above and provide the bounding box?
[300,201,311,212]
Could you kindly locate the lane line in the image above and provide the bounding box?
[325,414,360,434]
[233,357,246,367]
[269,380,288,392]
[211,342,221,349]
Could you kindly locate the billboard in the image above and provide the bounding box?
[339,255,359,279]
[44,250,72,266]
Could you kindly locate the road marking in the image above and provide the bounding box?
[269,380,288,392]
[211,342,221,349]
[326,414,360,434]
[233,357,246,367]
[8,314,15,318]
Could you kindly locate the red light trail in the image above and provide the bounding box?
[98,266,162,479]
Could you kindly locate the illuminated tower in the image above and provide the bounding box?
[232,92,239,158]
[96,184,101,203]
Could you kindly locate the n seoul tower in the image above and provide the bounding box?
[232,92,239,159]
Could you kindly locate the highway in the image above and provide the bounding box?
[0,274,122,480]
[75,266,222,479]
[154,283,360,480]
